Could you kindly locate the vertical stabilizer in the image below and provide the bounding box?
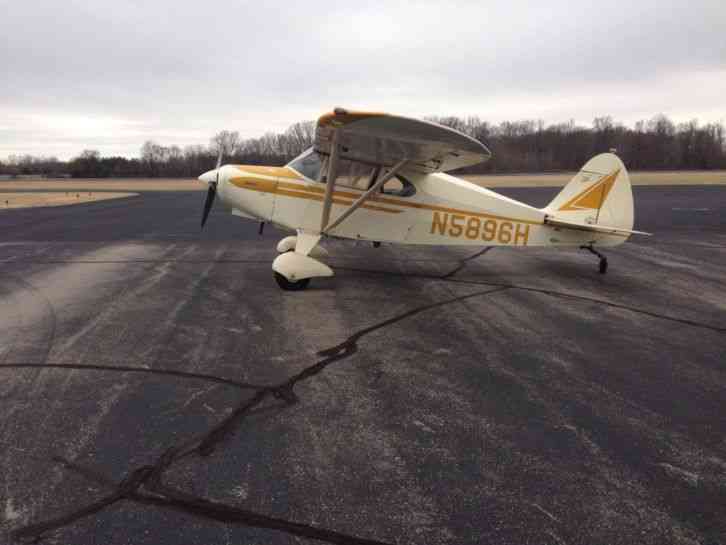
[544,153,634,232]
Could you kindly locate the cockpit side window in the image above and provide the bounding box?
[287,148,323,181]
[287,148,416,197]
[333,158,378,190]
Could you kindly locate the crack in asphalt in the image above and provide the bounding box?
[335,264,726,334]
[0,251,493,267]
[439,247,493,279]
[23,249,719,333]
[449,278,726,334]
[3,247,724,543]
[5,286,509,544]
[0,363,263,390]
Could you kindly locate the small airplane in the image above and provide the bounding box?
[198,108,650,290]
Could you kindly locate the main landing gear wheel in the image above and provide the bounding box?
[274,272,310,291]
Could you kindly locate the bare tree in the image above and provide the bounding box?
[77,150,99,160]
[283,121,315,156]
[8,116,726,178]
[210,130,241,159]
[141,141,167,177]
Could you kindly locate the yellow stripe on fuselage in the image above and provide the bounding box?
[232,165,301,179]
[229,177,402,214]
[231,175,543,225]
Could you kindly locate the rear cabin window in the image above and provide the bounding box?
[380,172,416,197]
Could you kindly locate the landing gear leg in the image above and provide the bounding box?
[580,244,608,274]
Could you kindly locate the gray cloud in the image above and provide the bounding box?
[2,0,725,158]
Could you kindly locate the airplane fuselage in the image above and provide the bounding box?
[204,164,624,248]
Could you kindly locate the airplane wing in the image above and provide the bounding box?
[545,216,652,236]
[315,108,491,173]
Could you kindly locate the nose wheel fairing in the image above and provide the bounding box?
[272,230,333,290]
[276,235,330,258]
[272,251,332,281]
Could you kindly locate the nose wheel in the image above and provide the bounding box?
[581,245,608,274]
[274,272,311,291]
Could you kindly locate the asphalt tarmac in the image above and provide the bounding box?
[1,185,725,545]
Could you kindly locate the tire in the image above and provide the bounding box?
[274,271,310,291]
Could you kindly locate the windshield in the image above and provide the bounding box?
[287,148,323,181]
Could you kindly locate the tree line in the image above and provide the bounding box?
[2,114,724,178]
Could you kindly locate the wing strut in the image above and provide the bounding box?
[319,129,341,233]
[323,158,409,234]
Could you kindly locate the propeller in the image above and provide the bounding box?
[201,150,223,229]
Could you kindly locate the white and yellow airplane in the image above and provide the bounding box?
[198,108,650,290]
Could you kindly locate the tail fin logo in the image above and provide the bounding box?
[558,169,620,212]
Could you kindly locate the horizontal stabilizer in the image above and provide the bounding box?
[546,216,651,237]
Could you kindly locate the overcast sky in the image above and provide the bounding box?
[2,0,725,159]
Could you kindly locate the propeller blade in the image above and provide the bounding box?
[201,182,216,229]
[200,148,223,229]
